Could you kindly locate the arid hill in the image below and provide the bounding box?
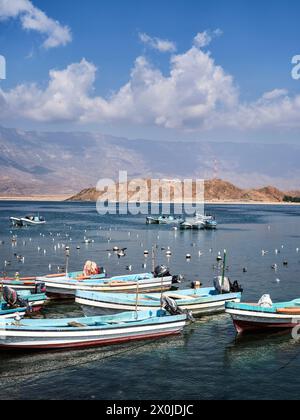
[67,179,294,203]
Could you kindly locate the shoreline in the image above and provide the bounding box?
[0,195,71,202]
[0,196,299,206]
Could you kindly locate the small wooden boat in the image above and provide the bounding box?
[76,287,242,317]
[16,290,48,313]
[0,310,188,350]
[226,299,300,334]
[37,272,174,299]
[0,303,27,319]
[0,277,37,292]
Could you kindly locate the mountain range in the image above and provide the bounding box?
[0,125,300,196]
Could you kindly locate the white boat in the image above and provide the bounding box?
[0,310,188,350]
[76,287,242,317]
[226,298,300,334]
[10,215,46,227]
[37,272,174,299]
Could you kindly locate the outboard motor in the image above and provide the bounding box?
[3,286,18,307]
[35,282,46,294]
[214,276,243,294]
[172,274,184,284]
[161,296,195,322]
[154,265,171,278]
[230,280,243,293]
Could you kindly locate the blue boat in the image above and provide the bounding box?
[76,287,242,317]
[0,310,189,350]
[0,302,27,320]
[0,287,47,317]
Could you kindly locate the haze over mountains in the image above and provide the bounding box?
[0,125,299,196]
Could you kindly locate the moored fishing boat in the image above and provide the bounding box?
[40,273,174,299]
[76,287,242,317]
[0,304,26,319]
[10,215,46,227]
[0,309,189,350]
[146,215,184,225]
[180,214,217,230]
[0,277,38,292]
[226,296,300,334]
[0,286,47,319]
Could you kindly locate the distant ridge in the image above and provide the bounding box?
[67,179,292,203]
[1,125,300,196]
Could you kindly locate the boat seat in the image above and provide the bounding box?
[68,322,89,328]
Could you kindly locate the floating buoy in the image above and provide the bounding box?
[144,250,149,256]
[113,246,119,252]
[217,252,222,262]
[283,261,288,266]
[186,254,192,260]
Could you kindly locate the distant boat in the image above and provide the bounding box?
[76,287,242,317]
[0,310,189,350]
[226,298,300,334]
[146,215,184,225]
[180,214,217,230]
[10,215,46,227]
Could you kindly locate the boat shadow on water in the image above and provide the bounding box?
[0,331,194,391]
[224,330,300,371]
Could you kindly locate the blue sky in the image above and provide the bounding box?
[0,0,300,142]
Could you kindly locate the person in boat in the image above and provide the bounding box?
[83,261,101,277]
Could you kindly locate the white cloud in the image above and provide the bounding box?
[139,33,177,53]
[262,89,288,101]
[0,0,72,48]
[194,29,223,48]
[1,31,300,133]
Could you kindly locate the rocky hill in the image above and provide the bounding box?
[67,179,291,203]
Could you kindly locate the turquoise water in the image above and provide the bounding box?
[0,202,300,400]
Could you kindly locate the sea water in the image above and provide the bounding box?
[0,201,299,400]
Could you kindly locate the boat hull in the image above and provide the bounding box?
[226,308,300,334]
[44,277,173,298]
[0,316,187,350]
[77,291,241,317]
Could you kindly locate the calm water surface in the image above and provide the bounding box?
[0,202,300,400]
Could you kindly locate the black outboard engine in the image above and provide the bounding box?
[230,280,243,293]
[172,274,184,284]
[35,282,46,294]
[161,296,195,322]
[154,265,171,278]
[3,286,18,307]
